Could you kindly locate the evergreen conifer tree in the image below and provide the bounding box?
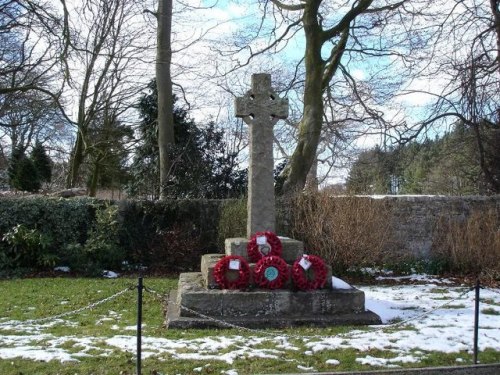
[14,157,41,192]
[8,147,24,187]
[31,142,52,183]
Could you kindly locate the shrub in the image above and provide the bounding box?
[81,204,124,274]
[431,209,500,278]
[0,197,96,255]
[289,192,396,274]
[118,199,223,272]
[1,224,56,269]
[145,223,204,273]
[217,198,246,248]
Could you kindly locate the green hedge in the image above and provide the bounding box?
[0,196,97,251]
[117,199,227,272]
[0,197,230,275]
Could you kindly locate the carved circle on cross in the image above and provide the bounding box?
[234,73,289,126]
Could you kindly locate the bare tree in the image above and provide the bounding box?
[207,0,449,194]
[0,0,72,171]
[60,0,153,188]
[395,0,500,192]
[0,0,61,96]
[156,0,174,199]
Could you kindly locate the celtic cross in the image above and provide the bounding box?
[235,73,289,237]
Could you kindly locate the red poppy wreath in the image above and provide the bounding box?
[253,255,289,289]
[247,231,283,263]
[292,254,328,290]
[213,255,250,289]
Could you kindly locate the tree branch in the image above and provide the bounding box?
[269,0,305,12]
[322,0,373,41]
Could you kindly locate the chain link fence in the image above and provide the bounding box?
[0,279,497,374]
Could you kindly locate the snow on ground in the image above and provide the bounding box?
[0,276,499,371]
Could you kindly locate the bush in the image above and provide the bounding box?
[0,197,97,255]
[289,192,396,274]
[80,204,124,275]
[1,224,56,270]
[431,209,500,278]
[118,199,224,272]
[217,198,246,248]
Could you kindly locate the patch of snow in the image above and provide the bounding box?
[0,278,498,369]
[297,364,315,371]
[376,274,454,284]
[356,354,419,367]
[54,266,71,273]
[332,276,352,289]
[325,359,340,365]
[102,270,119,278]
[0,346,78,363]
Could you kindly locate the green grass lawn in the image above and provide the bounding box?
[0,277,499,375]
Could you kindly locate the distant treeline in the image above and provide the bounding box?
[347,121,500,195]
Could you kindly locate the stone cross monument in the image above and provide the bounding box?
[235,73,289,238]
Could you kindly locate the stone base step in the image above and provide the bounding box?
[166,289,382,329]
[168,272,381,326]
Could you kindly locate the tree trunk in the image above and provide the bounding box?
[280,2,324,195]
[88,159,100,197]
[305,155,319,192]
[491,0,500,73]
[66,130,85,188]
[156,0,175,199]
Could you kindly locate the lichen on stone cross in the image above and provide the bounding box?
[234,73,289,238]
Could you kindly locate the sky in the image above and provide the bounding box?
[4,0,496,186]
[166,0,490,185]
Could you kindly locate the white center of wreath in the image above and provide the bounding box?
[264,266,279,281]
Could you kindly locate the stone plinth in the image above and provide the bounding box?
[225,237,304,263]
[166,272,381,329]
[200,253,332,289]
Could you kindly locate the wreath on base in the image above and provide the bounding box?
[214,255,250,289]
[247,231,283,262]
[253,256,289,289]
[292,254,328,290]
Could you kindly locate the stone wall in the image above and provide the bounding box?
[370,195,500,257]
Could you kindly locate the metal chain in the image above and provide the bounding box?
[483,286,500,296]
[0,285,135,327]
[143,286,168,302]
[146,285,476,341]
[144,285,279,336]
[377,286,474,331]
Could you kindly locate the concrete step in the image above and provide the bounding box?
[174,272,370,319]
[166,276,382,329]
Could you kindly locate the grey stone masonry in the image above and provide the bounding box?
[235,73,288,238]
[200,253,333,289]
[165,73,381,330]
[166,272,381,328]
[225,237,304,263]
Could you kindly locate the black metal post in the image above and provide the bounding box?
[137,277,143,375]
[473,278,480,365]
